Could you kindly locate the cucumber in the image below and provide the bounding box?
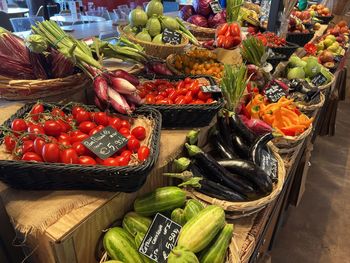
[183,199,204,221]
[167,246,199,263]
[171,208,187,226]
[135,232,153,263]
[122,212,152,237]
[134,186,186,216]
[177,205,225,253]
[199,224,234,263]
[103,227,143,263]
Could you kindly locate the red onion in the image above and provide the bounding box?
[187,15,208,28]
[93,76,108,102]
[240,115,272,135]
[110,77,137,95]
[192,0,213,17]
[179,5,195,21]
[112,69,140,86]
[107,87,131,114]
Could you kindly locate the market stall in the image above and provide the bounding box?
[0,0,348,263]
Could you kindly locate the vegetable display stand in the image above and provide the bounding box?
[317,72,335,90]
[0,103,161,192]
[286,31,315,46]
[140,75,224,128]
[0,73,90,101]
[117,25,189,59]
[213,47,243,66]
[183,21,216,41]
[186,143,286,218]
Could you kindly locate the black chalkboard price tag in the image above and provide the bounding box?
[260,149,278,182]
[162,28,182,45]
[334,55,343,63]
[82,126,128,160]
[201,84,221,93]
[210,0,222,14]
[139,213,182,263]
[311,72,328,86]
[264,83,288,103]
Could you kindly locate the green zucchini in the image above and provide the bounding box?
[171,208,187,226]
[183,199,204,221]
[135,232,153,263]
[167,245,199,263]
[122,212,152,237]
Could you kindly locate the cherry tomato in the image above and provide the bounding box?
[109,117,122,130]
[115,156,129,166]
[22,152,43,162]
[75,110,91,124]
[72,142,88,156]
[58,133,70,142]
[155,95,165,101]
[217,35,225,47]
[119,127,130,136]
[58,138,71,148]
[230,23,241,37]
[78,121,97,134]
[42,143,60,163]
[89,125,104,136]
[197,91,211,101]
[175,96,186,105]
[178,88,188,96]
[103,158,119,166]
[30,104,44,121]
[27,124,45,140]
[127,138,140,153]
[156,99,169,104]
[193,100,205,104]
[206,98,214,104]
[95,157,104,164]
[120,120,131,130]
[165,88,175,96]
[93,112,109,126]
[131,126,146,141]
[145,94,156,104]
[223,36,235,49]
[51,108,65,117]
[57,119,71,133]
[60,148,79,164]
[33,137,45,156]
[231,35,242,47]
[22,140,34,154]
[72,106,84,118]
[70,130,84,137]
[138,146,150,161]
[176,80,185,90]
[120,150,132,159]
[11,119,27,134]
[44,120,62,137]
[4,135,16,152]
[217,23,229,36]
[184,95,193,104]
[70,133,89,143]
[79,156,97,165]
[168,90,178,101]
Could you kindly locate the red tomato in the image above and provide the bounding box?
[79,156,97,165]
[27,124,45,140]
[11,119,27,134]
[70,133,89,144]
[103,158,119,166]
[184,95,193,104]
[127,138,140,153]
[138,146,150,161]
[22,140,34,154]
[58,133,70,142]
[156,99,168,104]
[145,94,156,104]
[78,121,97,134]
[168,90,178,101]
[155,95,165,101]
[60,148,79,164]
[230,23,241,36]
[178,88,188,96]
[131,126,146,141]
[33,137,45,156]
[58,139,71,148]
[93,112,109,126]
[223,36,235,49]
[75,110,91,124]
[44,120,62,137]
[70,130,84,137]
[217,23,229,36]
[176,80,185,90]
[120,150,132,159]
[190,84,200,96]
[42,143,60,163]
[217,35,225,47]
[109,117,122,130]
[72,106,84,118]
[56,119,71,133]
[231,35,242,47]
[165,87,175,95]
[119,127,130,136]
[175,95,185,104]
[193,100,205,104]
[89,125,104,136]
[206,98,214,104]
[72,142,89,156]
[115,156,129,166]
[4,135,16,152]
[225,30,231,37]
[120,120,131,130]
[51,108,65,117]
[197,91,211,101]
[30,104,44,121]
[22,152,43,162]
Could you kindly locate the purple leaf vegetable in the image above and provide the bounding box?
[208,11,226,28]
[192,0,213,17]
[187,15,208,28]
[179,5,195,21]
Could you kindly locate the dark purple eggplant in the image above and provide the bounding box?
[185,144,257,197]
[217,115,234,150]
[217,159,273,194]
[228,113,256,145]
[232,135,250,159]
[210,130,237,159]
[250,133,275,165]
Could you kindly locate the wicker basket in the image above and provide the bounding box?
[270,42,300,60]
[118,25,189,59]
[0,73,90,101]
[296,92,325,114]
[0,103,161,192]
[315,15,334,24]
[183,21,216,40]
[316,72,335,90]
[286,31,315,46]
[186,143,286,217]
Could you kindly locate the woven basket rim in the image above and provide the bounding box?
[183,20,216,34]
[287,31,315,36]
[270,41,300,49]
[296,91,325,111]
[187,142,286,213]
[316,72,335,90]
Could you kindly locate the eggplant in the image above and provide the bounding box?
[232,135,250,159]
[217,159,273,194]
[210,130,237,159]
[217,115,234,150]
[250,133,275,165]
[185,144,257,197]
[228,113,256,145]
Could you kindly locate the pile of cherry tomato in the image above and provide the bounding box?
[253,32,287,47]
[2,103,151,166]
[138,78,214,105]
[216,22,242,49]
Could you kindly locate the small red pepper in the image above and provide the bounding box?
[304,43,317,55]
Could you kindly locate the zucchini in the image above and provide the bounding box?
[183,199,204,221]
[171,208,187,226]
[199,224,234,263]
[135,232,153,263]
[103,227,143,263]
[167,246,199,263]
[177,205,225,253]
[122,212,152,237]
[134,186,186,216]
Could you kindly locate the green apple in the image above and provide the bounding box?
[327,42,340,52]
[304,57,321,78]
[326,35,336,41]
